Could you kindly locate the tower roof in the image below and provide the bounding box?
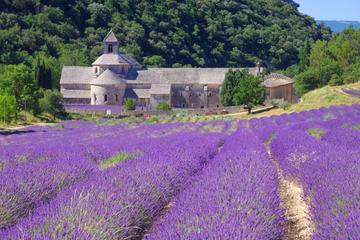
[91,69,126,85]
[103,30,118,43]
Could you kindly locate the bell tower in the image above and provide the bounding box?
[103,30,119,54]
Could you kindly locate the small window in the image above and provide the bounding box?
[108,44,113,53]
[217,105,219,108]
[182,103,185,108]
[93,94,97,103]
[208,91,212,97]
[115,94,118,102]
[104,94,108,102]
[198,92,201,97]
[94,67,98,74]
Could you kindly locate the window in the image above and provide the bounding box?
[115,94,118,102]
[208,91,212,97]
[104,94,108,102]
[94,67,98,74]
[93,94,97,103]
[108,44,113,53]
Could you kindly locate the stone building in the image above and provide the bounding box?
[263,73,296,103]
[60,30,295,109]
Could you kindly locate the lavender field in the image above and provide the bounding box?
[0,104,359,239]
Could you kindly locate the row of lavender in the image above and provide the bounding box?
[0,118,242,231]
[270,112,360,239]
[0,104,359,239]
[0,120,237,170]
[145,128,284,239]
[1,132,223,239]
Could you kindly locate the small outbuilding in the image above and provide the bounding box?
[262,73,296,103]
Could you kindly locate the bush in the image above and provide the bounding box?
[147,117,160,123]
[39,90,65,120]
[271,99,291,110]
[123,98,136,111]
[0,94,17,123]
[157,102,171,112]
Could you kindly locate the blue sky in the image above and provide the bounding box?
[295,0,360,21]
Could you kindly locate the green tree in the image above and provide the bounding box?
[123,98,136,111]
[220,69,242,106]
[35,57,52,89]
[39,89,65,120]
[232,70,266,114]
[0,64,40,114]
[298,40,312,71]
[287,26,360,94]
[144,55,166,67]
[0,94,17,123]
[157,102,171,112]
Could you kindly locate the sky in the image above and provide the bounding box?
[295,0,360,21]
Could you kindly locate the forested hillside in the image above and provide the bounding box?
[1,0,330,74]
[284,26,360,95]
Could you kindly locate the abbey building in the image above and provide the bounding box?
[60,30,294,109]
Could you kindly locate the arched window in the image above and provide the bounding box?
[108,44,113,53]
[104,94,108,102]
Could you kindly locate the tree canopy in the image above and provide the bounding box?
[221,69,266,113]
[0,1,330,82]
[284,26,360,95]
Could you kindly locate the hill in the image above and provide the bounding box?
[0,0,330,74]
[317,20,360,32]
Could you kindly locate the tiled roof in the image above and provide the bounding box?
[124,88,150,99]
[103,30,118,43]
[60,66,94,84]
[127,68,260,85]
[91,69,126,85]
[263,73,294,88]
[150,84,172,95]
[92,52,142,69]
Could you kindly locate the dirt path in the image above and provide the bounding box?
[265,137,314,240]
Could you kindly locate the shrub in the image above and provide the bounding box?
[0,94,17,123]
[39,90,65,120]
[271,99,291,110]
[123,98,136,111]
[157,102,171,112]
[147,117,160,123]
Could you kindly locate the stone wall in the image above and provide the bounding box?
[90,85,125,105]
[171,84,222,108]
[267,84,294,103]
